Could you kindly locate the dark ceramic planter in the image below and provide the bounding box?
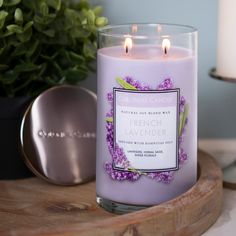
[0,97,34,179]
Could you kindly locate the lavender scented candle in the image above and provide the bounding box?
[96,24,198,214]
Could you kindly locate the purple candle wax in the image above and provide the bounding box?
[96,44,197,206]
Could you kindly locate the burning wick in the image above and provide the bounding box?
[162,38,171,56]
[164,47,167,55]
[124,37,133,55]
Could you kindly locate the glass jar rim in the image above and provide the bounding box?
[98,23,197,39]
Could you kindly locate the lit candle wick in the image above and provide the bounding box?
[126,45,129,54]
[162,38,171,56]
[124,37,133,55]
[164,46,167,55]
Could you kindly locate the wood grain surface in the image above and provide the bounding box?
[0,150,222,236]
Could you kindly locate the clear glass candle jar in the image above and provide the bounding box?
[96,23,198,214]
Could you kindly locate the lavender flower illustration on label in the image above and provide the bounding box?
[105,76,189,183]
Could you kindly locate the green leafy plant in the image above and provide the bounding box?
[0,0,107,97]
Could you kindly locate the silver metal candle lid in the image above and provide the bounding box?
[20,86,97,185]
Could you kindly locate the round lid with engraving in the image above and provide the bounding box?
[20,86,97,185]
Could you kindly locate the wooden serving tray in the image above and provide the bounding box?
[0,150,222,236]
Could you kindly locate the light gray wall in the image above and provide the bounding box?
[85,0,236,138]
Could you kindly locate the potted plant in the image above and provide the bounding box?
[0,0,107,179]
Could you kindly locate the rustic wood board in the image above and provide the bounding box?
[0,150,222,236]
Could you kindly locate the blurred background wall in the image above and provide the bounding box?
[82,0,236,138]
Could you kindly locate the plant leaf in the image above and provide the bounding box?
[179,104,189,136]
[0,71,18,84]
[4,35,19,46]
[83,41,96,59]
[11,43,27,56]
[69,51,85,64]
[14,8,23,24]
[14,63,40,73]
[77,0,90,10]
[0,64,9,71]
[45,76,59,85]
[14,21,34,42]
[182,104,189,130]
[22,0,37,10]
[116,77,137,90]
[93,6,102,16]
[0,0,3,7]
[65,68,87,83]
[3,0,21,7]
[70,28,91,39]
[46,0,61,11]
[34,14,55,27]
[40,2,49,16]
[6,24,23,34]
[106,117,113,123]
[23,21,33,31]
[0,45,6,56]
[13,75,38,93]
[0,10,8,29]
[52,61,63,78]
[42,28,55,37]
[95,17,108,27]
[85,9,95,25]
[26,40,39,58]
[38,63,47,77]
[17,27,32,42]
[178,112,184,136]
[64,8,81,30]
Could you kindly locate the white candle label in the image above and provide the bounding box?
[113,88,179,172]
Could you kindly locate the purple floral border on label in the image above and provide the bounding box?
[104,77,188,184]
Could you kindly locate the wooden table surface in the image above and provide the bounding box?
[0,150,222,236]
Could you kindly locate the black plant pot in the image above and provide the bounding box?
[0,97,34,179]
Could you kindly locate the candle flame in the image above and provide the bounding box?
[162,38,171,56]
[124,37,133,55]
